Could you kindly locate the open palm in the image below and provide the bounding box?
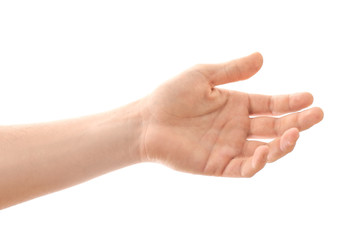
[141,53,323,177]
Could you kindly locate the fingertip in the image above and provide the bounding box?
[241,145,269,178]
[251,52,264,70]
[290,92,314,110]
[302,92,314,107]
[280,128,299,152]
[306,92,314,105]
[252,145,269,168]
[313,107,324,123]
[300,107,324,130]
[289,127,300,138]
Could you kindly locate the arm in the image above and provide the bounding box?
[0,52,324,209]
[0,101,144,209]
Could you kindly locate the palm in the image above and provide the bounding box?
[142,53,323,177]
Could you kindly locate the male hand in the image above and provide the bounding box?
[140,53,323,177]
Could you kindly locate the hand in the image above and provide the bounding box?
[140,53,323,177]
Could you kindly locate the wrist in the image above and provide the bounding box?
[92,100,145,168]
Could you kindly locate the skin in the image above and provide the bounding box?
[0,53,323,209]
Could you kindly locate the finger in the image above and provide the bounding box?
[248,92,314,116]
[243,128,300,160]
[209,52,263,86]
[241,145,269,177]
[222,145,269,178]
[248,107,324,138]
[267,128,299,163]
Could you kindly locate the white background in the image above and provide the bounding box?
[0,0,359,239]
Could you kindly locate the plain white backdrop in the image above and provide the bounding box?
[0,0,359,239]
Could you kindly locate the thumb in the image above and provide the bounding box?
[209,52,263,86]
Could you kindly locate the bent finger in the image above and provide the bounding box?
[267,128,300,163]
[243,128,300,160]
[222,145,269,178]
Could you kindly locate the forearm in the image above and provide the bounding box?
[0,100,144,209]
